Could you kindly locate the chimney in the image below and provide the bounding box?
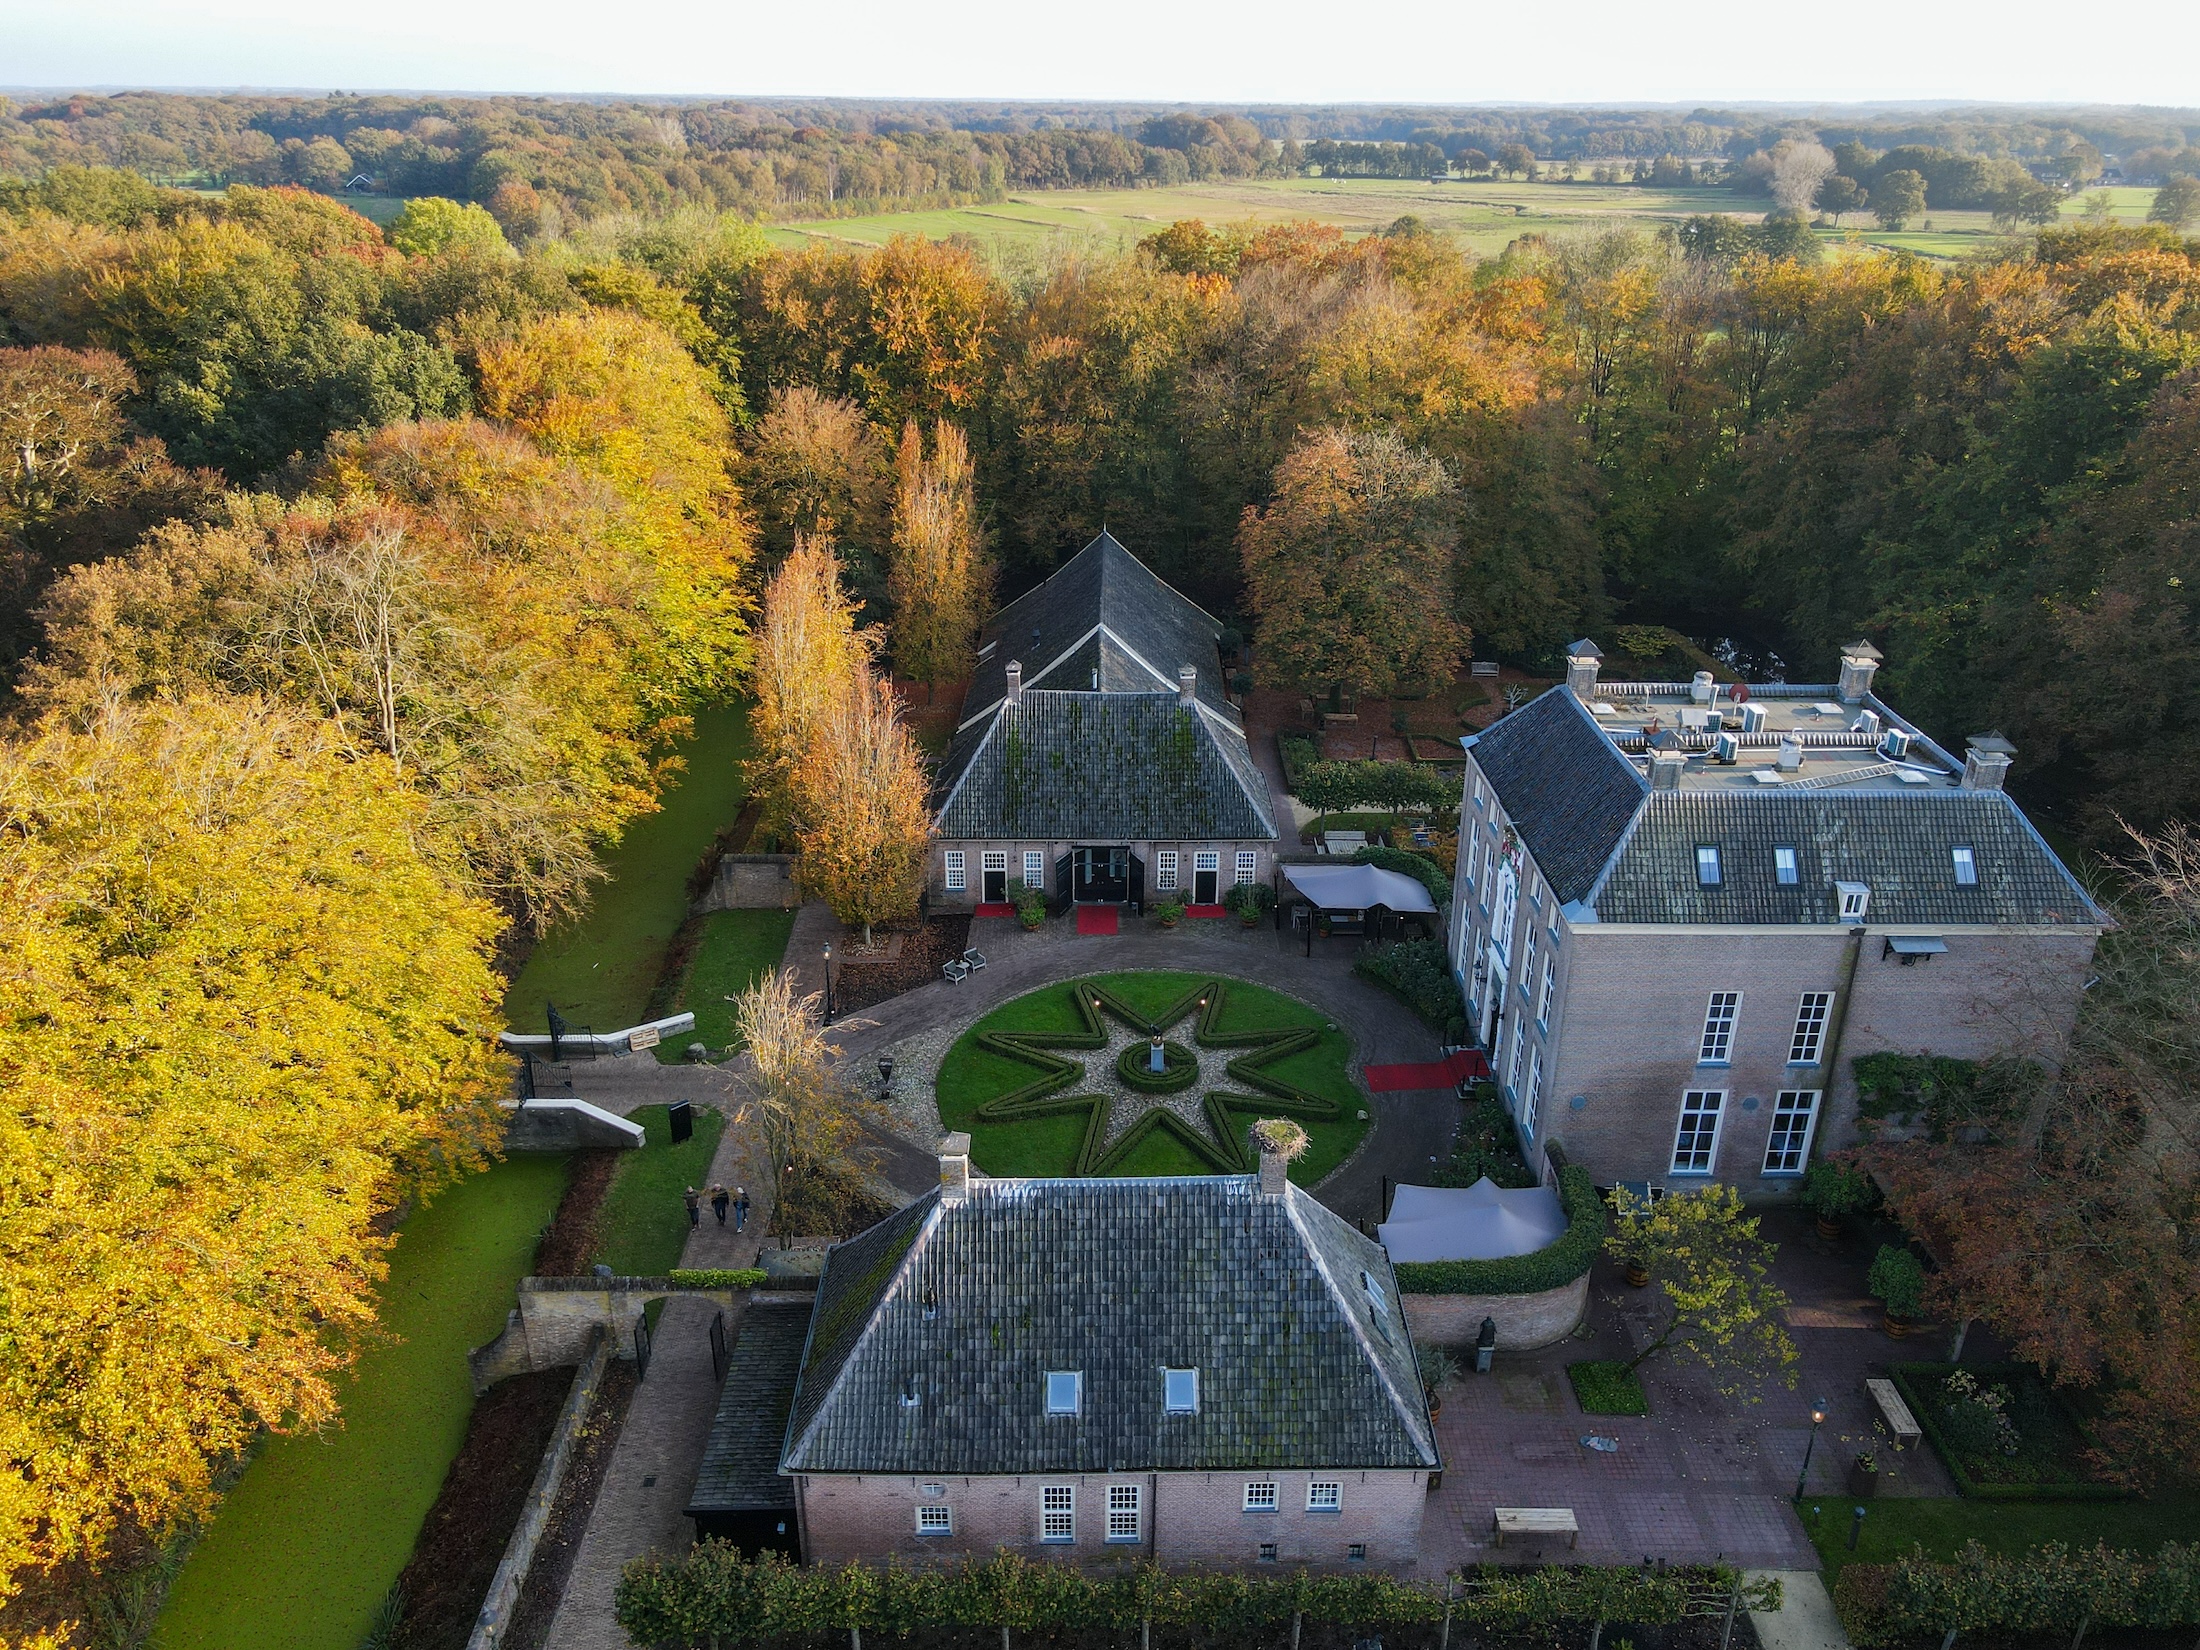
[1565,638,1602,699]
[1004,660,1023,707]
[1961,732,2015,792]
[1178,663,1198,705]
[1838,639,1884,705]
[938,1132,971,1203]
[1256,1138,1290,1197]
[1649,750,1686,790]
[1690,671,1716,705]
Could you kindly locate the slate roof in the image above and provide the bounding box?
[1589,790,2103,927]
[687,1301,809,1516]
[1463,688,1646,903]
[781,1177,1437,1476]
[936,693,1276,841]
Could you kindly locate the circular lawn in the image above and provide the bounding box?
[934,971,1368,1184]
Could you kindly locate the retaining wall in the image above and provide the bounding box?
[1401,1270,1590,1351]
[468,1276,745,1392]
[698,853,799,912]
[501,1098,647,1154]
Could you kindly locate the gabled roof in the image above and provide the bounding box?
[781,1177,1437,1477]
[687,1301,809,1517]
[935,692,1276,842]
[1463,688,1646,903]
[959,532,1230,729]
[1588,790,2103,927]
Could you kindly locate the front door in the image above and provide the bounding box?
[1073,846,1130,903]
[1193,851,1219,905]
[981,851,1007,903]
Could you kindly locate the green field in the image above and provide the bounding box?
[1802,1491,2200,1579]
[155,1155,571,1650]
[504,700,754,1036]
[661,906,798,1061]
[765,176,2176,265]
[935,971,1367,1183]
[594,1103,729,1276]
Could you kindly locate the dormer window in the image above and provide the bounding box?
[1774,846,1798,885]
[1163,1367,1199,1413]
[1951,846,1978,887]
[1045,1371,1082,1416]
[1837,882,1871,921]
[1696,846,1723,887]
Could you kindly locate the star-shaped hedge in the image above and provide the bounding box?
[966,977,1342,1175]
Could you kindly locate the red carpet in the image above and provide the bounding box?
[973,902,1015,919]
[1184,904,1227,919]
[1363,1050,1489,1092]
[1075,905,1120,936]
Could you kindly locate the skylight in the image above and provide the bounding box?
[1952,846,1978,887]
[1696,845,1723,887]
[1163,1367,1198,1413]
[1045,1371,1082,1416]
[1774,846,1798,885]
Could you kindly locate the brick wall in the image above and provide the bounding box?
[1402,1271,1588,1350]
[797,1468,1428,1570]
[930,841,1275,907]
[698,853,798,912]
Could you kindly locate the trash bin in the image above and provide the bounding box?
[1475,1316,1497,1373]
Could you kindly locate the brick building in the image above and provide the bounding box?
[708,1139,1439,1569]
[1446,640,2105,1193]
[929,532,1276,912]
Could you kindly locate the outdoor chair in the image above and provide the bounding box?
[962,948,987,971]
[943,958,971,983]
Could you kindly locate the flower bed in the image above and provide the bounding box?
[1568,1360,1648,1416]
[1891,1362,2130,1501]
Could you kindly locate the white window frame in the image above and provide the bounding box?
[1156,849,1179,892]
[1951,845,1978,887]
[916,1504,953,1537]
[1194,850,1220,873]
[1548,894,1561,937]
[1306,1481,1342,1513]
[1235,850,1258,888]
[1762,1090,1821,1175]
[1506,1023,1526,1091]
[1041,1485,1075,1543]
[944,850,966,891]
[1837,881,1871,921]
[1519,932,1537,1003]
[1465,831,1482,887]
[1243,1481,1278,1513]
[1472,774,1483,809]
[1106,1483,1142,1542]
[981,850,1007,887]
[1696,844,1723,886]
[1045,1370,1082,1416]
[1163,1367,1199,1413]
[1774,846,1799,885]
[1672,1090,1725,1174]
[1788,992,1832,1066]
[1536,954,1556,1027]
[1023,850,1045,889]
[1521,1047,1544,1138]
[1699,991,1741,1065]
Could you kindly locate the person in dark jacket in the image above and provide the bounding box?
[733,1186,751,1234]
[682,1185,702,1228]
[710,1184,730,1226]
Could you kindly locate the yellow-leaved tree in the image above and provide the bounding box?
[886,418,988,701]
[749,534,874,827]
[0,695,506,1616]
[788,666,932,944]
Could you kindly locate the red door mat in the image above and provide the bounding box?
[1363,1050,1489,1092]
[973,903,1015,919]
[1075,905,1120,936]
[1184,904,1228,919]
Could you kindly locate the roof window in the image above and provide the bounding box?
[1163,1367,1199,1413]
[1836,882,1871,921]
[1695,845,1723,887]
[1045,1371,1082,1416]
[1951,846,1978,887]
[1774,846,1798,885]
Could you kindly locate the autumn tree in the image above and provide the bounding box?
[887,418,988,699]
[744,385,891,579]
[1239,427,1466,699]
[0,694,505,1615]
[788,665,931,944]
[385,196,511,259]
[749,534,875,828]
[728,968,884,1236]
[1605,1185,1798,1398]
[1873,169,1926,229]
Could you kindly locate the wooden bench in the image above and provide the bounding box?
[1865,1378,1922,1446]
[1492,1507,1578,1549]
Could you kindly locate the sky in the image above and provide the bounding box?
[8,0,2200,107]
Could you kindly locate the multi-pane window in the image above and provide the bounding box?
[1521,1048,1544,1139]
[1838,882,1871,920]
[1347,1543,1368,1564]
[1257,1541,1278,1563]
[1506,1025,1526,1091]
[1107,1484,1142,1542]
[1307,1482,1342,1513]
[1537,955,1556,1026]
[1519,932,1538,1002]
[1024,850,1045,888]
[1699,992,1741,1064]
[1789,993,1833,1065]
[1041,1486,1075,1542]
[917,1505,953,1536]
[1164,1367,1199,1413]
[1045,1371,1082,1415]
[1951,846,1978,886]
[1235,850,1258,888]
[944,850,965,890]
[1762,1091,1821,1175]
[1672,1090,1725,1174]
[1156,850,1179,892]
[1774,846,1799,885]
[1194,850,1220,874]
[1243,1482,1277,1512]
[982,850,1007,886]
[1696,845,1723,886]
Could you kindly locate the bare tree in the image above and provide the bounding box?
[1768,141,1838,217]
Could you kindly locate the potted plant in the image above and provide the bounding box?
[1006,878,1048,932]
[1226,880,1273,929]
[1798,1159,1874,1241]
[1847,1448,1880,1498]
[1416,1343,1460,1418]
[1154,898,1186,930]
[1868,1245,1926,1338]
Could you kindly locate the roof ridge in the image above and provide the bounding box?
[782,1197,940,1471]
[1283,1190,1436,1466]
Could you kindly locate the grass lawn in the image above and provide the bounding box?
[155,1154,570,1650]
[935,972,1367,1184]
[651,906,796,1064]
[503,701,754,1035]
[1801,1492,2200,1579]
[591,1103,728,1276]
[1568,1359,1649,1416]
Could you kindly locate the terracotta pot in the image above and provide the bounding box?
[1239,915,1261,928]
[1158,918,1178,930]
[1883,1312,1912,1339]
[1425,1389,1442,1418]
[1814,1214,1843,1241]
[1625,1262,1650,1288]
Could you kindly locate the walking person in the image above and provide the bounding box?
[733,1186,750,1234]
[683,1185,701,1230]
[710,1184,730,1226]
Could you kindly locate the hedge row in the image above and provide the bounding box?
[1833,1542,2200,1647]
[1350,844,1453,908]
[615,1549,1778,1644]
[1886,1363,2130,1502]
[1277,732,1322,794]
[1351,938,1465,1033]
[1391,1165,1606,1297]
[666,1268,767,1289]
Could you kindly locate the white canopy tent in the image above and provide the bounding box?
[1278,863,1438,915]
[1377,1177,1567,1263]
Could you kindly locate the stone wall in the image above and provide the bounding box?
[1401,1270,1589,1351]
[699,854,799,912]
[501,1098,646,1154]
[467,1276,771,1392]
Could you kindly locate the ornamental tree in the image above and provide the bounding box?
[788,665,931,943]
[1605,1184,1797,1398]
[887,418,989,700]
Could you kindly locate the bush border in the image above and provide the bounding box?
[1391,1165,1606,1296]
[1889,1362,2133,1502]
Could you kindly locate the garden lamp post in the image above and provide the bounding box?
[879,1056,895,1099]
[822,942,834,1025]
[1848,1504,1868,1551]
[1793,1398,1828,1501]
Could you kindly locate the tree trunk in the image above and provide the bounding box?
[1292,1612,1302,1650]
[1589,1622,1604,1650]
[851,1629,861,1650]
[1720,1582,1740,1650]
[1950,1317,1972,1362]
[2071,1613,2090,1650]
[1939,1630,1957,1650]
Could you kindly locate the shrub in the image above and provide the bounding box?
[1851,1050,2040,1139]
[1431,1093,1536,1188]
[1353,937,1465,1030]
[1152,898,1187,925]
[666,1267,766,1288]
[1889,1362,2131,1500]
[1832,1542,2200,1647]
[1225,879,1275,920]
[1351,843,1453,907]
[1115,1039,1198,1093]
[1568,1360,1648,1415]
[1393,1165,1605,1295]
[1797,1158,1875,1219]
[1005,876,1048,924]
[1867,1245,1925,1317]
[1277,732,1322,792]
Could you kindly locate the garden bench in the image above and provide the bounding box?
[1491,1507,1578,1548]
[942,958,970,983]
[1865,1377,1922,1446]
[962,948,987,971]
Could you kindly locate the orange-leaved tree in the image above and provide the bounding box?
[886,418,988,701]
[0,693,505,1619]
[787,665,931,944]
[750,534,874,828]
